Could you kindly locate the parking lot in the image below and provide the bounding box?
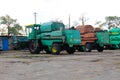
[0,50,120,80]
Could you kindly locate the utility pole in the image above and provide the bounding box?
[69,14,71,29]
[81,15,84,26]
[34,12,37,24]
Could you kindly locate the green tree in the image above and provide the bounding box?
[0,15,23,36]
[105,16,120,29]
[95,16,120,29]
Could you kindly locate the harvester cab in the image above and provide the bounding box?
[25,24,41,40]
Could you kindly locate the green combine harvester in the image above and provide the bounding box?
[95,30,110,51]
[109,27,120,49]
[26,22,81,54]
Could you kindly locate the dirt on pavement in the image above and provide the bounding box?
[0,50,120,80]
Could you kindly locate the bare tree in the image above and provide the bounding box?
[79,13,89,26]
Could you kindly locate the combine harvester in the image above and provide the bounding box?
[25,22,81,54]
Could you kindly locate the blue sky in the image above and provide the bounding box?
[0,0,120,28]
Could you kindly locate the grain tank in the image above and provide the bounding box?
[26,22,81,54]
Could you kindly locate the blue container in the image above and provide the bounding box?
[2,38,9,51]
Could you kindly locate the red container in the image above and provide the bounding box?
[81,33,96,38]
[94,28,102,31]
[76,25,94,33]
[76,25,97,45]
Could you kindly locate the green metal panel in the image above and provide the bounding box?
[109,27,120,45]
[51,31,63,36]
[36,31,63,39]
[28,30,36,39]
[109,35,120,44]
[41,39,63,46]
[40,22,65,32]
[96,31,109,46]
[109,27,120,35]
[64,30,81,47]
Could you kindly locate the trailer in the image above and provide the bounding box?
[76,25,97,52]
[76,25,110,52]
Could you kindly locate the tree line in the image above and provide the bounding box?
[0,15,120,36]
[95,16,120,29]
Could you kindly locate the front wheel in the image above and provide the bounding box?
[97,45,103,52]
[51,44,60,55]
[66,47,75,54]
[77,46,85,52]
[44,47,51,54]
[29,40,41,54]
[85,43,92,52]
[118,44,120,49]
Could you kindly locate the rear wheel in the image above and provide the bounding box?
[29,40,41,54]
[51,44,60,55]
[85,43,92,52]
[109,45,116,50]
[97,45,103,52]
[66,47,75,54]
[77,46,85,52]
[118,44,120,49]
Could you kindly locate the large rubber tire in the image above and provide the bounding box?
[85,43,92,52]
[109,45,116,50]
[44,48,51,54]
[51,44,60,55]
[66,47,75,54]
[29,40,40,54]
[97,45,103,52]
[118,44,120,49]
[77,46,85,52]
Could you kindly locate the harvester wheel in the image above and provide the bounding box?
[118,44,120,49]
[85,43,92,52]
[44,48,51,54]
[29,40,40,54]
[97,46,103,52]
[51,44,60,55]
[66,47,75,54]
[77,46,85,52]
